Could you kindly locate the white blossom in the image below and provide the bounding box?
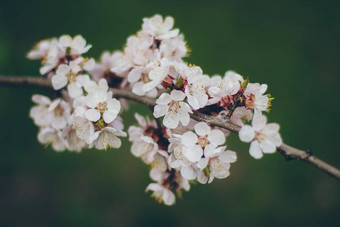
[128,114,160,164]
[244,83,272,113]
[145,183,175,206]
[83,79,121,124]
[239,111,282,159]
[153,90,192,129]
[208,71,244,105]
[142,14,179,40]
[38,127,66,151]
[59,35,92,55]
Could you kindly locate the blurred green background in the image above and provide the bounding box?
[0,0,339,226]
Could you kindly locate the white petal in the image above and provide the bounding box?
[83,58,95,71]
[239,125,255,143]
[32,94,51,105]
[163,112,179,129]
[181,131,198,146]
[194,122,211,136]
[132,82,146,96]
[163,189,176,206]
[156,93,171,105]
[153,104,168,118]
[56,64,70,75]
[52,74,68,90]
[127,68,143,83]
[103,110,117,123]
[219,150,237,163]
[181,166,197,180]
[196,157,209,170]
[67,83,83,98]
[183,145,203,162]
[208,129,225,145]
[179,109,190,126]
[85,109,100,122]
[170,90,185,101]
[249,141,263,159]
[261,140,276,154]
[252,111,267,131]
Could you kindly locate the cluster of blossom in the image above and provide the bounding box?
[28,14,282,206]
[28,35,126,152]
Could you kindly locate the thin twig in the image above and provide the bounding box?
[0,75,339,181]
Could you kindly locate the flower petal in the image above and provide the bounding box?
[239,125,255,143]
[249,141,263,159]
[208,129,225,145]
[85,109,100,122]
[194,122,211,136]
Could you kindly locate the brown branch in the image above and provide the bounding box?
[1,75,339,181]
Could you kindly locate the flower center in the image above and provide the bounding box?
[198,136,209,148]
[54,105,64,116]
[67,72,77,83]
[168,101,179,116]
[96,102,108,113]
[141,73,151,83]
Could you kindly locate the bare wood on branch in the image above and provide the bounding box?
[0,75,339,181]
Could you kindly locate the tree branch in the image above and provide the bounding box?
[1,75,339,181]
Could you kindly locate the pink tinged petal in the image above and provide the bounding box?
[127,68,143,83]
[153,104,168,118]
[183,145,203,162]
[56,64,70,75]
[181,131,198,146]
[208,129,225,145]
[181,166,197,180]
[52,74,68,90]
[252,111,267,131]
[156,93,171,105]
[68,83,83,98]
[163,112,179,129]
[249,141,263,159]
[179,109,190,126]
[194,122,211,136]
[239,125,255,143]
[85,109,100,122]
[170,90,185,101]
